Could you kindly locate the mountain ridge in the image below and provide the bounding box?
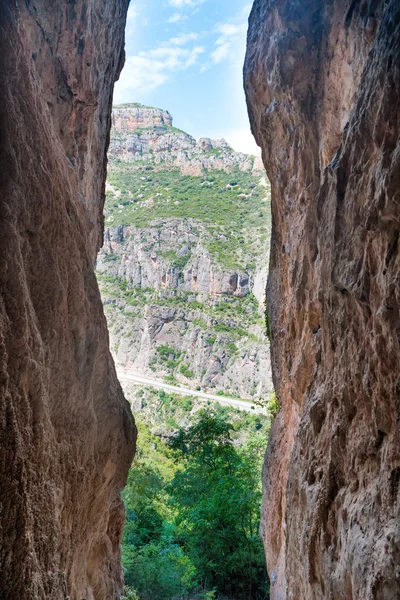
[97,104,272,399]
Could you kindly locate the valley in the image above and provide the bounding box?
[97,103,273,401]
[97,103,274,599]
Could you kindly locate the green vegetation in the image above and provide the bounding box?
[97,275,265,335]
[105,165,270,270]
[160,249,191,270]
[122,407,270,600]
[113,102,163,110]
[180,364,195,379]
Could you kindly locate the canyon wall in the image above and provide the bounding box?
[0,2,136,599]
[245,1,400,599]
[97,105,272,398]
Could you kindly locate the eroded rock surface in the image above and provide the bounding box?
[245,1,400,598]
[0,1,136,599]
[109,104,254,174]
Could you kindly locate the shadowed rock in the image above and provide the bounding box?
[245,1,400,598]
[0,1,136,598]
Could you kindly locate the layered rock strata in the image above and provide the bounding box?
[245,1,400,599]
[0,1,136,599]
[98,221,272,399]
[109,105,254,174]
[101,222,252,297]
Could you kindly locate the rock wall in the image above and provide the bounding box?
[245,1,400,599]
[0,1,136,599]
[109,105,253,174]
[112,104,173,131]
[101,222,252,297]
[97,221,272,399]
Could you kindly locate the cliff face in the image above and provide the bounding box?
[0,2,136,599]
[109,104,254,175]
[97,107,272,398]
[101,222,253,297]
[245,1,400,599]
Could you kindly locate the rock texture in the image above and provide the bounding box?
[0,1,136,599]
[98,106,272,399]
[97,220,272,399]
[101,221,252,297]
[245,1,400,599]
[109,105,254,174]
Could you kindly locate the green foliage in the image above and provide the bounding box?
[121,588,140,600]
[227,341,238,354]
[122,412,269,600]
[105,165,270,270]
[168,410,269,599]
[123,543,197,600]
[253,392,279,417]
[156,345,181,369]
[180,364,195,379]
[161,249,191,270]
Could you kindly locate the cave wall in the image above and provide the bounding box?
[0,1,136,599]
[244,1,400,598]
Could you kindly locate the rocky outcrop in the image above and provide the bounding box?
[100,221,252,297]
[99,106,272,400]
[112,104,173,131]
[0,1,136,599]
[109,105,254,174]
[97,220,272,398]
[245,1,400,598]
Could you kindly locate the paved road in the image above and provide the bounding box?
[116,369,259,412]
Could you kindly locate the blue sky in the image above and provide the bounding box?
[113,0,259,155]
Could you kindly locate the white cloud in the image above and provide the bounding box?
[218,24,242,37]
[126,3,138,23]
[211,42,230,64]
[125,3,139,35]
[114,35,205,102]
[209,17,247,65]
[169,32,198,45]
[168,12,188,23]
[169,0,206,6]
[224,128,261,155]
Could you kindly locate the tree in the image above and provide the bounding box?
[169,409,269,599]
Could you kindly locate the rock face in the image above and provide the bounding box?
[101,221,252,297]
[109,105,254,174]
[98,110,273,399]
[245,1,400,599]
[0,2,136,599]
[98,220,272,399]
[112,104,173,131]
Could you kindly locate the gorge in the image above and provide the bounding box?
[0,0,399,599]
[97,104,272,401]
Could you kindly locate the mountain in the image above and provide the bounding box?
[97,104,272,400]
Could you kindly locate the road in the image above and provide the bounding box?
[116,369,259,412]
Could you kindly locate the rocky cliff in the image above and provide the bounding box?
[0,2,136,599]
[98,107,273,398]
[109,103,254,175]
[245,1,400,599]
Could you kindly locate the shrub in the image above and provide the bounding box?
[180,364,194,379]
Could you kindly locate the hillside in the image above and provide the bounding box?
[97,104,272,399]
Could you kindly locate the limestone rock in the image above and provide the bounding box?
[99,220,253,296]
[0,1,136,599]
[112,105,173,131]
[245,1,400,598]
[109,105,254,174]
[98,220,273,398]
